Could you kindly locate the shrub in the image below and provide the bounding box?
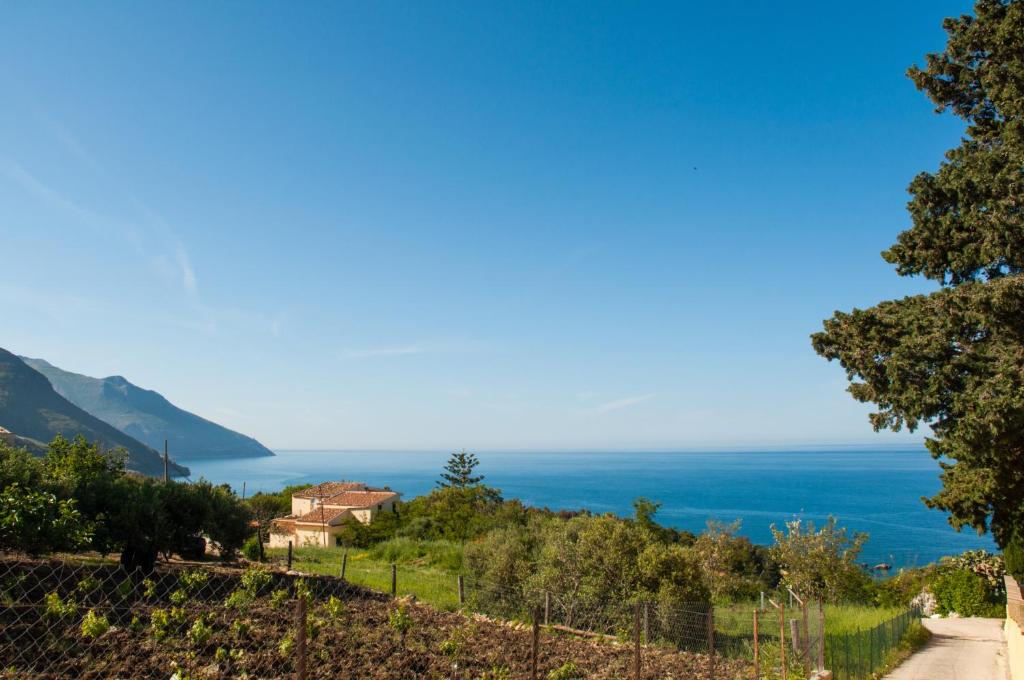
[241,566,272,596]
[278,632,295,658]
[389,604,413,646]
[43,591,77,620]
[187,616,214,647]
[179,570,209,594]
[270,588,289,608]
[1005,536,1024,583]
[75,575,101,595]
[242,536,261,562]
[932,569,990,617]
[231,619,250,639]
[80,609,110,638]
[224,588,253,609]
[548,661,583,680]
[322,595,345,620]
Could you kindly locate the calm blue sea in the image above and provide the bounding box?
[182,448,996,568]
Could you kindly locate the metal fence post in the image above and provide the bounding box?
[458,575,465,605]
[869,624,875,672]
[340,550,347,579]
[779,603,787,680]
[753,608,760,680]
[295,595,307,680]
[287,540,293,570]
[390,564,397,596]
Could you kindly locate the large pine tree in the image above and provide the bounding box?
[812,0,1024,549]
[437,449,485,488]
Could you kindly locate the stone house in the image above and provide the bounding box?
[269,481,399,548]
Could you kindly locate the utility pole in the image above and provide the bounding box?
[163,439,169,483]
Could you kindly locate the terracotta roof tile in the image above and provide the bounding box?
[295,506,351,524]
[322,490,398,508]
[293,481,370,499]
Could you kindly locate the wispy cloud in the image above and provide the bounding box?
[344,345,425,359]
[593,394,655,414]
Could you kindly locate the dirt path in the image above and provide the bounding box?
[882,617,1008,680]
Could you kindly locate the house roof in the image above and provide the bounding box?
[294,506,351,525]
[322,490,398,508]
[293,481,370,499]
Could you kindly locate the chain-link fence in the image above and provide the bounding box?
[0,555,754,679]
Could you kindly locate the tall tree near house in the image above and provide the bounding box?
[812,1,1024,551]
[437,449,484,488]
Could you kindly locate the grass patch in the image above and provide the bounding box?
[715,601,904,636]
[267,546,463,611]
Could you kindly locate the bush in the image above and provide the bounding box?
[932,569,990,617]
[548,661,583,680]
[1005,536,1024,583]
[80,609,110,638]
[242,536,262,562]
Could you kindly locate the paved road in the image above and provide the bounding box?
[882,617,1008,680]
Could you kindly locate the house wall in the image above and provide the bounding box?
[291,496,317,516]
[349,498,397,524]
[1008,576,1024,680]
[268,531,293,549]
[295,525,343,548]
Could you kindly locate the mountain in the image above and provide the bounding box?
[0,349,187,476]
[22,357,274,461]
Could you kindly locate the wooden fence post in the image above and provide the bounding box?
[643,601,650,644]
[544,591,550,626]
[531,606,541,680]
[458,575,465,605]
[295,595,308,680]
[341,551,348,579]
[287,541,293,570]
[634,602,642,680]
[790,619,801,656]
[817,600,825,672]
[753,608,760,680]
[707,603,716,677]
[391,564,397,597]
[802,600,811,678]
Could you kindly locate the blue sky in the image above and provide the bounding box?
[0,1,972,450]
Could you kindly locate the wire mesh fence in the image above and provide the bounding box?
[0,555,753,679]
[823,608,921,680]
[0,555,374,679]
[0,550,925,679]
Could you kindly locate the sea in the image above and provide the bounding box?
[182,447,997,569]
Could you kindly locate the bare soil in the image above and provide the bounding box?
[0,556,750,679]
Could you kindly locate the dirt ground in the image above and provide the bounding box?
[0,557,751,679]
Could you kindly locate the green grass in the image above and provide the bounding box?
[715,601,904,636]
[268,545,464,611]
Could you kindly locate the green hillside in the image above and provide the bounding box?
[0,349,187,476]
[22,357,274,461]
